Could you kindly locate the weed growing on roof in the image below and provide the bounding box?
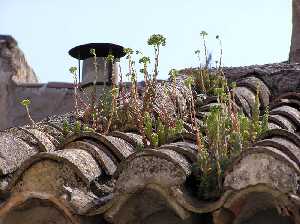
[21,99,35,126]
[118,34,186,147]
[62,120,95,136]
[63,32,269,200]
[104,52,118,134]
[69,66,80,117]
[186,32,269,200]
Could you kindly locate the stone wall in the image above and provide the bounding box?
[0,35,74,130]
[290,0,300,63]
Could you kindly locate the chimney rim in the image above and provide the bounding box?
[68,43,125,60]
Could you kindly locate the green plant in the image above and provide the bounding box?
[89,48,98,128]
[216,35,223,69]
[69,66,79,116]
[119,35,185,148]
[62,120,95,136]
[104,52,118,134]
[185,40,270,199]
[147,34,166,81]
[143,112,184,147]
[62,32,271,201]
[200,30,208,67]
[63,120,71,135]
[193,75,270,199]
[21,99,35,125]
[169,69,179,99]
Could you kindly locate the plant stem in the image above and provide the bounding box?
[26,106,35,126]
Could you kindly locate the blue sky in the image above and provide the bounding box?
[0,0,292,83]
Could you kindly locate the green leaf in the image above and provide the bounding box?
[21,99,31,107]
[151,133,159,147]
[106,53,115,63]
[139,56,150,64]
[200,30,208,37]
[90,48,96,57]
[124,48,134,55]
[69,66,77,75]
[147,34,166,47]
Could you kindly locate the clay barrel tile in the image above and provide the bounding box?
[4,127,41,150]
[34,122,65,147]
[167,132,196,143]
[168,185,234,214]
[234,92,251,117]
[268,122,282,130]
[21,127,56,152]
[110,131,143,149]
[0,132,37,176]
[270,98,300,111]
[234,87,256,115]
[198,102,220,112]
[115,149,189,193]
[61,186,108,215]
[273,92,300,103]
[51,149,102,183]
[159,143,198,164]
[236,76,271,108]
[156,148,192,175]
[224,146,300,193]
[258,128,300,147]
[0,192,79,224]
[64,141,117,176]
[63,132,135,162]
[268,114,297,132]
[103,136,135,160]
[270,105,300,129]
[255,138,300,167]
[83,139,119,168]
[154,83,177,116]
[7,149,101,194]
[169,141,199,152]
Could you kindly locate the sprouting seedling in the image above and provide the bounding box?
[90,48,96,57]
[69,66,77,75]
[169,69,178,97]
[90,48,98,82]
[216,35,223,68]
[69,66,79,116]
[106,52,115,63]
[200,30,208,37]
[104,52,119,134]
[21,99,30,107]
[139,56,150,64]
[169,68,178,80]
[21,99,35,125]
[88,48,98,127]
[147,34,166,47]
[194,49,201,68]
[124,48,134,80]
[200,30,208,67]
[139,56,151,82]
[184,75,194,90]
[63,120,71,135]
[124,47,138,98]
[124,48,134,59]
[147,34,166,81]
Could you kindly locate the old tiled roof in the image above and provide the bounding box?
[0,63,299,224]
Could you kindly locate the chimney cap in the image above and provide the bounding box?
[69,43,125,60]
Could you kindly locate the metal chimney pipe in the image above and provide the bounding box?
[68,43,125,99]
